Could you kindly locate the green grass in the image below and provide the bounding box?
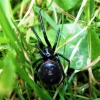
[0,0,100,100]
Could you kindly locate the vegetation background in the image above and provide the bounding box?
[0,0,100,100]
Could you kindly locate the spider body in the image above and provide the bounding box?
[30,10,70,85]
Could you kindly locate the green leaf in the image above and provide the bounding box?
[94,99,100,100]
[91,30,100,68]
[90,0,95,17]
[70,37,88,70]
[58,24,88,70]
[0,37,9,43]
[54,0,81,11]
[0,0,14,27]
[0,51,15,94]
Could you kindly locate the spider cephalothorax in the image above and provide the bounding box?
[30,10,70,85]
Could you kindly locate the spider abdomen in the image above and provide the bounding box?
[39,60,62,85]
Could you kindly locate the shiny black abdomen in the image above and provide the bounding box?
[39,60,62,85]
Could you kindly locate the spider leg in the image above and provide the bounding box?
[56,53,70,68]
[57,58,66,77]
[32,58,43,83]
[34,64,41,84]
[39,10,51,47]
[55,53,70,85]
[32,58,43,66]
[53,28,60,52]
[29,26,44,48]
[55,55,66,85]
[35,44,46,57]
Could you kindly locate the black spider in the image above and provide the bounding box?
[30,10,70,86]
